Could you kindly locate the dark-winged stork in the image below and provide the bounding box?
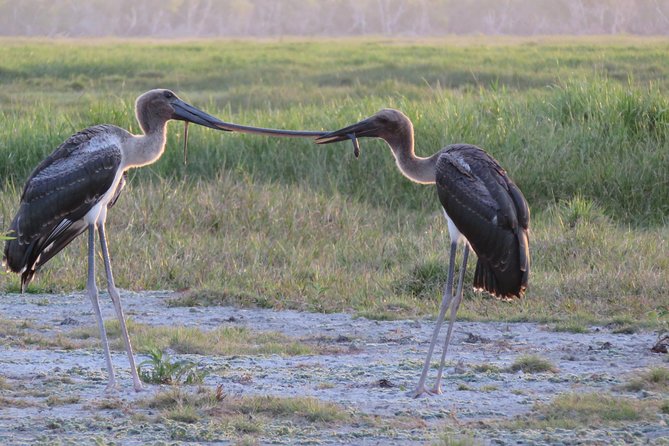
[2,89,327,392]
[316,109,530,397]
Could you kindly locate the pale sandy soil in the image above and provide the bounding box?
[0,291,667,445]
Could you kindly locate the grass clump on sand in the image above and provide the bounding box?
[507,354,558,374]
[533,393,650,427]
[622,367,669,393]
[141,386,351,430]
[229,395,349,423]
[46,394,81,407]
[504,392,656,431]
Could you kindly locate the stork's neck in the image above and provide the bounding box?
[385,132,438,184]
[123,123,168,169]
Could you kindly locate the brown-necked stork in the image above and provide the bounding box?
[315,109,530,397]
[2,89,326,392]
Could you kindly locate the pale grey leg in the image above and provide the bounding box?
[98,222,143,392]
[86,225,117,391]
[410,241,458,398]
[431,245,469,394]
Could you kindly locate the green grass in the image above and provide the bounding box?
[1,37,669,327]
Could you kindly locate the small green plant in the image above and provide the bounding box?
[137,347,208,385]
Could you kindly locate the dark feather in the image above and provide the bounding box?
[435,144,530,299]
[4,125,127,290]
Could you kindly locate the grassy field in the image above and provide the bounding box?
[1,37,668,327]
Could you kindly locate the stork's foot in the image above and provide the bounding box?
[408,385,438,398]
[132,380,145,392]
[430,384,443,395]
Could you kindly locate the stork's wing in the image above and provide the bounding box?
[435,144,529,298]
[3,125,125,290]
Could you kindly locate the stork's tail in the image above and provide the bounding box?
[3,235,35,293]
[473,259,526,300]
[3,235,23,274]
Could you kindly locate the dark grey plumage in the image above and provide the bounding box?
[4,124,127,292]
[435,144,529,299]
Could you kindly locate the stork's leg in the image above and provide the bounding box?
[97,222,143,392]
[86,225,117,391]
[431,245,469,394]
[410,241,458,398]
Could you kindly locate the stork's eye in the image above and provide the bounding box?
[163,91,174,99]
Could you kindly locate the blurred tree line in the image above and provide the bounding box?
[0,0,667,37]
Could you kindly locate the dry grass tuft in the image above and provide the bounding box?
[622,367,669,392]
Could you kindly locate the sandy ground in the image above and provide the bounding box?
[0,290,667,445]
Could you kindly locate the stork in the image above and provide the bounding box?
[316,109,530,397]
[2,89,326,391]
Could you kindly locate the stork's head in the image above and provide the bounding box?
[135,89,230,134]
[315,109,413,157]
[135,89,234,164]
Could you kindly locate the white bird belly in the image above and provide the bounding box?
[83,169,125,226]
[443,210,469,246]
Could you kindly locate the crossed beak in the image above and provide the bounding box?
[172,99,328,138]
[171,97,365,160]
[171,98,328,163]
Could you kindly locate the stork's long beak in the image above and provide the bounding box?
[172,99,233,130]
